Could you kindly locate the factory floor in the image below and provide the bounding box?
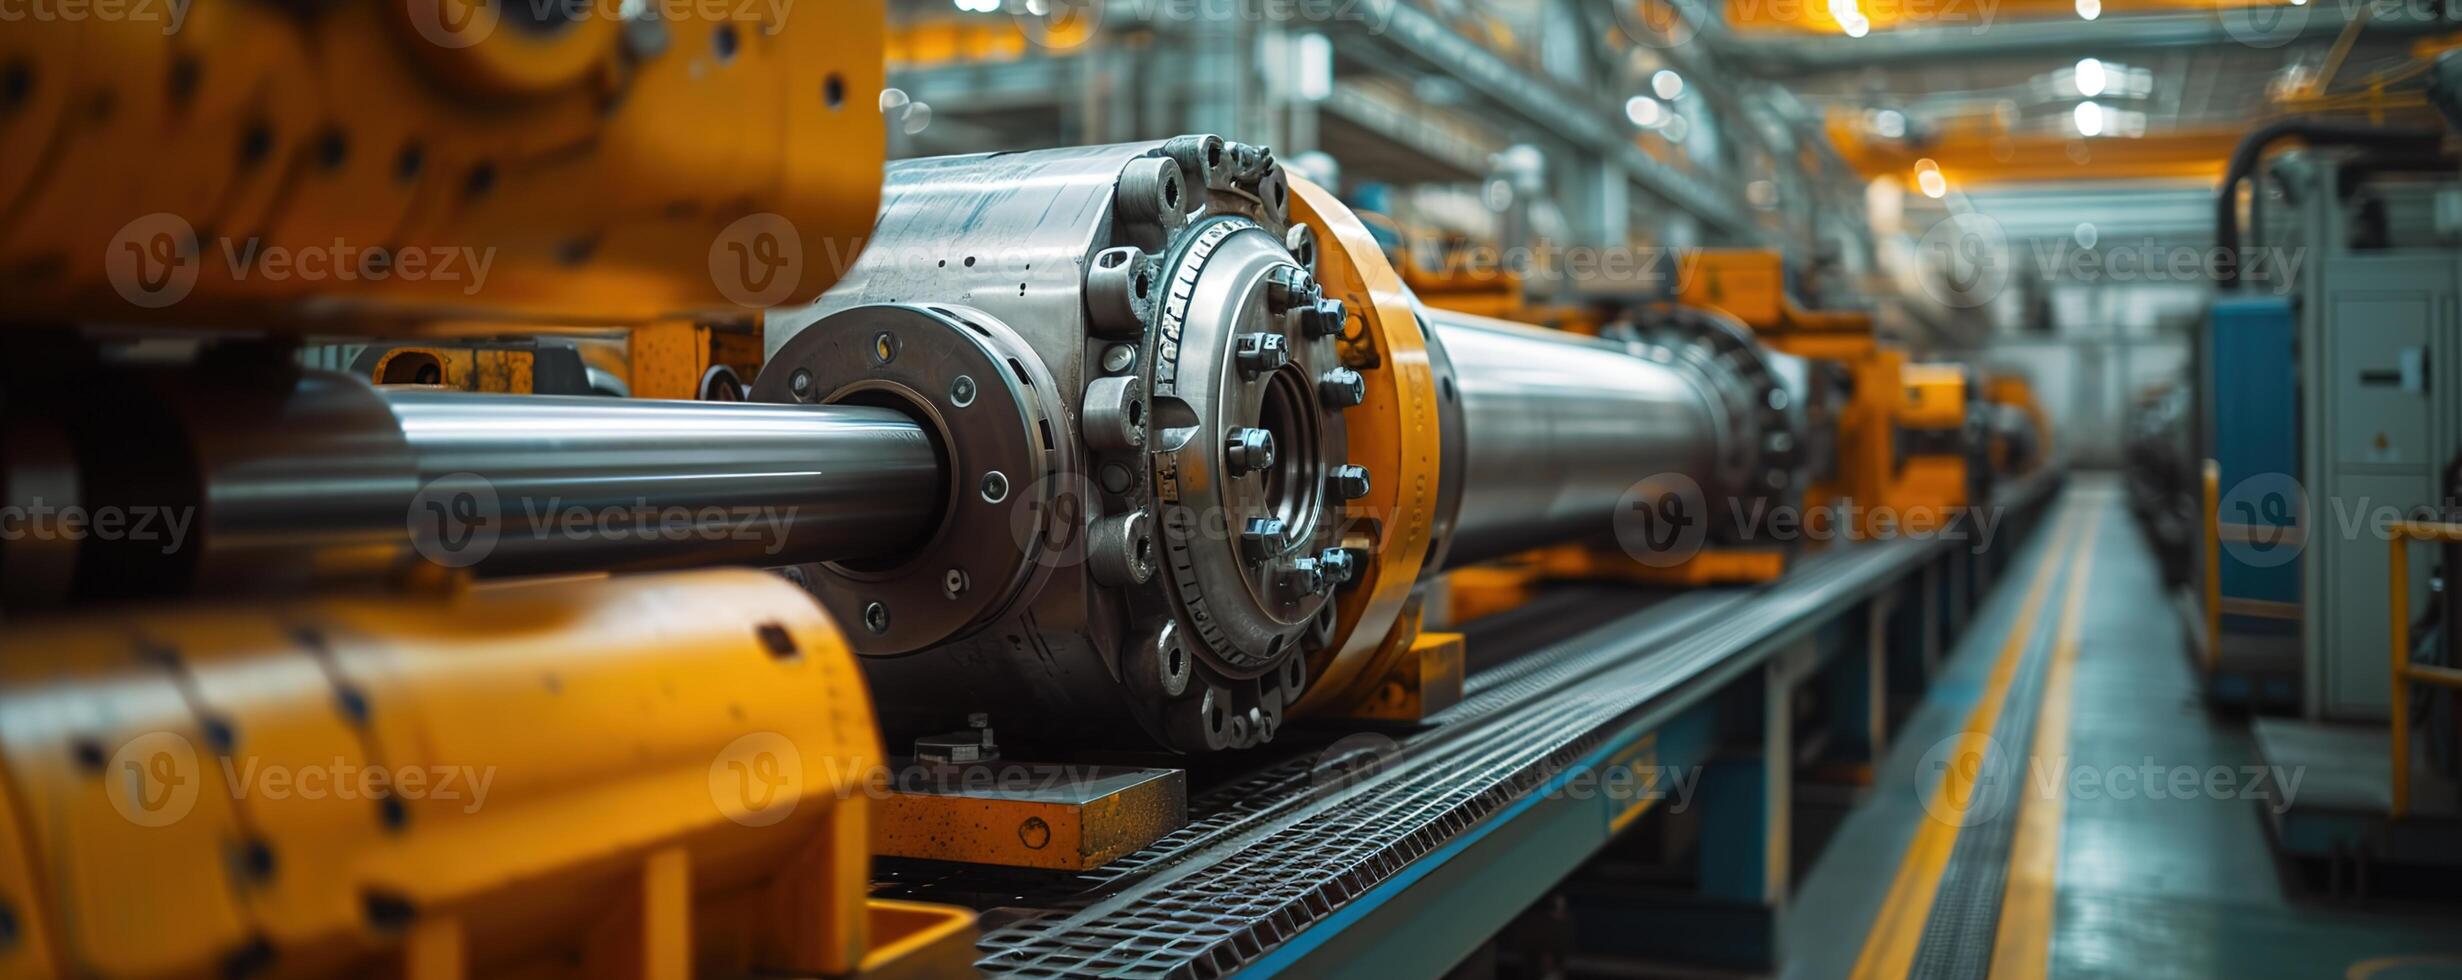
[1784,477,2462,979]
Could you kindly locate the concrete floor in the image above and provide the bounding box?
[1785,478,2462,979]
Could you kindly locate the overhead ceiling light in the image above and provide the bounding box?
[1652,70,1685,101]
[2075,57,2107,98]
[1916,168,1947,199]
[2075,0,2100,18]
[1296,33,1333,102]
[2073,100,2105,137]
[1874,109,1907,139]
[1842,15,1870,36]
[1625,95,1667,128]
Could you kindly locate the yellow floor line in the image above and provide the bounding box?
[1987,499,2104,979]
[1848,499,2082,980]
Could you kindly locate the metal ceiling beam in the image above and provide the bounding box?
[1720,6,2451,74]
[1346,0,1766,241]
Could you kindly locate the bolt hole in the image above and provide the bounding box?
[712,23,739,62]
[823,73,845,109]
[1134,271,1151,299]
[1166,644,1184,678]
[755,622,799,659]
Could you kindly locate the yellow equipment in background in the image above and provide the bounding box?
[1679,248,1978,539]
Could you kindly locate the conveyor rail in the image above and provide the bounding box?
[874,471,2063,977]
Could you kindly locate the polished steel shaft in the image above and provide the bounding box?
[1429,310,1723,568]
[0,368,943,605]
[382,390,942,577]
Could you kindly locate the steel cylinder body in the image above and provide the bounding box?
[1426,310,1723,568]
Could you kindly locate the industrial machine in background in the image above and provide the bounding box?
[2166,113,2462,891]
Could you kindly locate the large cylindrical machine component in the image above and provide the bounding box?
[1427,309,1809,569]
[1427,313,1723,567]
[751,136,1814,752]
[0,359,940,606]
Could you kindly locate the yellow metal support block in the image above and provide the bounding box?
[1350,630,1469,724]
[1538,545,1789,586]
[858,900,981,979]
[1445,563,1544,625]
[872,766,1186,871]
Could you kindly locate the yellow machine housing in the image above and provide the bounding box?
[0,570,971,979]
[0,2,885,330]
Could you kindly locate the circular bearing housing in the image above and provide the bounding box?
[761,137,1352,752]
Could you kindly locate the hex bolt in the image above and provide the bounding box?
[863,602,890,634]
[1283,556,1327,594]
[1236,333,1290,376]
[980,470,1010,503]
[1225,427,1276,475]
[1319,366,1366,409]
[1328,463,1372,501]
[1242,517,1288,552]
[1302,298,1348,338]
[1265,266,1318,314]
[943,568,968,597]
[1318,547,1358,586]
[789,368,813,399]
[949,374,977,407]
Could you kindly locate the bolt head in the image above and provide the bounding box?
[1284,557,1328,594]
[1303,298,1348,338]
[1320,366,1366,409]
[1242,516,1288,550]
[1103,344,1137,373]
[1319,547,1358,585]
[1236,332,1291,375]
[1266,266,1319,314]
[1226,427,1276,475]
[1329,464,1372,501]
